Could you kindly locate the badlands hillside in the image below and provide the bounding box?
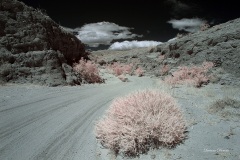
[91,18,240,87]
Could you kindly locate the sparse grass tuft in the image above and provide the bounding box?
[208,97,240,121]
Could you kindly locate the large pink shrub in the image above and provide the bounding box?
[164,61,214,87]
[95,90,187,157]
[73,58,103,83]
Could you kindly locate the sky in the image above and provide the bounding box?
[20,0,240,50]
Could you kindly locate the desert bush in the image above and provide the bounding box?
[164,61,214,87]
[95,90,187,157]
[107,62,133,76]
[159,55,165,61]
[73,58,103,83]
[118,75,128,82]
[160,64,170,76]
[200,23,210,31]
[134,67,144,77]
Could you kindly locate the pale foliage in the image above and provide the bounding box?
[160,64,170,76]
[73,58,103,83]
[107,62,133,76]
[118,75,128,82]
[95,90,187,157]
[159,55,165,61]
[134,67,144,77]
[106,62,145,78]
[164,61,214,87]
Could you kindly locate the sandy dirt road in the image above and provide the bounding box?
[0,75,240,160]
[0,76,158,160]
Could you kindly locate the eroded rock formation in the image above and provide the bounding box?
[0,0,88,86]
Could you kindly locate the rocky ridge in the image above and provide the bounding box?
[0,0,88,86]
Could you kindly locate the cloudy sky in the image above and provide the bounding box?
[20,0,239,50]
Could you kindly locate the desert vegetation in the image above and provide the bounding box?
[164,61,214,87]
[95,90,187,157]
[105,62,145,81]
[73,58,103,83]
[134,67,144,77]
[160,64,170,76]
[106,62,133,76]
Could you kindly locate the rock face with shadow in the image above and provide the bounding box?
[0,0,88,86]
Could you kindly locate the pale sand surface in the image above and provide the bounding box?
[0,72,240,160]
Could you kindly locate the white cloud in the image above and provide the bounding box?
[73,22,142,47]
[108,40,162,50]
[168,18,207,32]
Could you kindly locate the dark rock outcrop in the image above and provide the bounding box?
[0,0,88,86]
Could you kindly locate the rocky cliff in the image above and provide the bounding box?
[0,0,88,86]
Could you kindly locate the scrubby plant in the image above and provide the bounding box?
[159,55,165,61]
[106,62,147,78]
[200,23,210,31]
[160,64,170,76]
[134,67,144,77]
[164,61,214,87]
[118,75,128,82]
[107,62,133,76]
[95,90,187,157]
[73,57,103,83]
